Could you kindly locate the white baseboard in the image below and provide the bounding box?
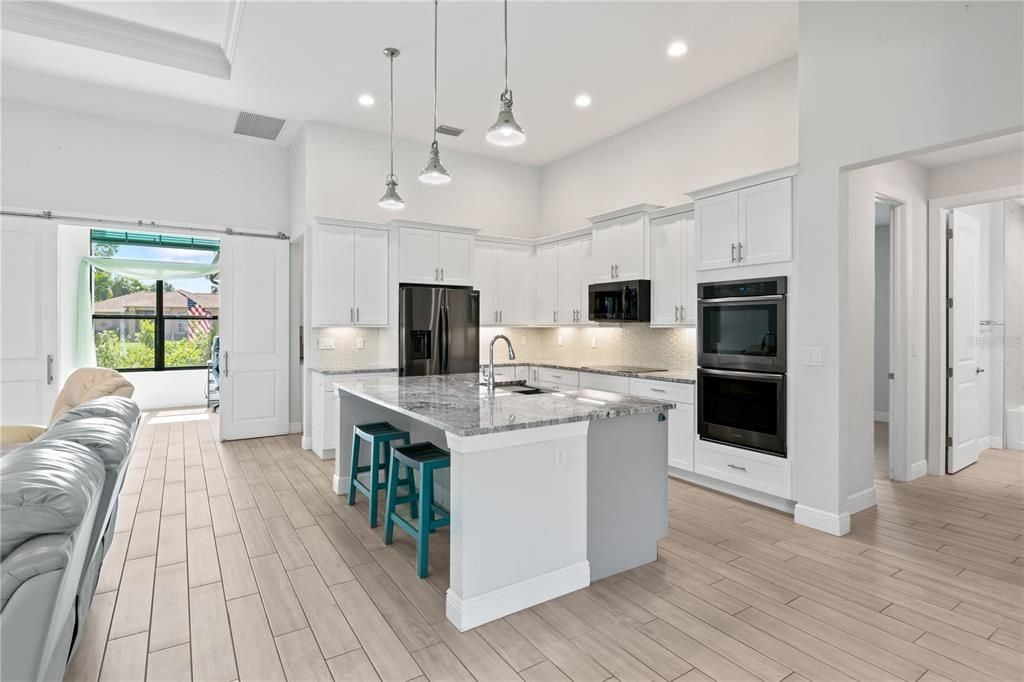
[794,503,850,536]
[332,473,350,496]
[908,459,927,480]
[668,468,795,514]
[289,422,302,434]
[445,561,590,632]
[847,486,878,514]
[300,435,312,450]
[991,436,1004,449]
[874,412,889,423]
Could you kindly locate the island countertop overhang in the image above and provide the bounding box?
[332,372,674,437]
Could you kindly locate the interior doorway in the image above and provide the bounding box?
[873,198,899,480]
[946,198,1023,472]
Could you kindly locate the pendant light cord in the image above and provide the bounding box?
[503,0,510,95]
[432,0,438,147]
[388,51,396,179]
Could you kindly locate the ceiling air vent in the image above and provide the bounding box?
[233,111,286,141]
[436,124,463,137]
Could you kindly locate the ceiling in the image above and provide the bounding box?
[0,1,798,166]
[907,131,1024,169]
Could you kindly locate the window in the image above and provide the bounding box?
[91,230,219,371]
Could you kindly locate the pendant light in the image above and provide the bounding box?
[420,0,451,184]
[485,0,526,147]
[379,47,405,210]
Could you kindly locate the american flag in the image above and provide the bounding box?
[184,293,213,340]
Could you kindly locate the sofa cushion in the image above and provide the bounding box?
[49,396,141,435]
[49,369,134,425]
[0,535,73,610]
[0,441,104,560]
[35,418,133,471]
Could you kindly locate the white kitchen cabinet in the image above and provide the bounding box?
[589,206,656,283]
[535,244,559,325]
[311,221,388,327]
[397,225,474,285]
[650,207,696,326]
[311,370,398,459]
[557,239,583,325]
[477,241,535,326]
[694,440,791,499]
[695,177,791,271]
[628,378,695,473]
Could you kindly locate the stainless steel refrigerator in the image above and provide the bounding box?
[399,285,480,376]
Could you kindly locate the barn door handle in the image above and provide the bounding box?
[46,354,54,385]
[223,351,229,377]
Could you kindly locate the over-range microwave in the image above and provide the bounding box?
[588,279,651,322]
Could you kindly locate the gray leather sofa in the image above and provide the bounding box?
[1,396,139,681]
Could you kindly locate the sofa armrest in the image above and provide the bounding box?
[0,425,46,446]
[0,535,72,611]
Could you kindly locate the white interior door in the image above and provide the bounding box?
[0,217,59,425]
[948,209,984,472]
[219,235,289,440]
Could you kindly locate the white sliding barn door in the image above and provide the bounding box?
[947,209,984,473]
[219,235,289,440]
[0,216,59,426]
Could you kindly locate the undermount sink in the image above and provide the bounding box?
[481,382,548,396]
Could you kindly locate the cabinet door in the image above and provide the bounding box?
[695,192,738,270]
[615,213,646,280]
[475,243,499,325]
[535,244,559,325]
[399,227,438,284]
[590,220,618,282]
[668,403,695,472]
[352,227,388,326]
[312,224,354,326]
[557,239,582,324]
[650,213,683,325]
[738,177,792,266]
[680,213,697,325]
[578,237,593,325]
[437,232,473,285]
[497,243,534,325]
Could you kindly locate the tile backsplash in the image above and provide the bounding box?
[311,324,696,372]
[481,325,697,370]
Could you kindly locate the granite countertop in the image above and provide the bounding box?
[309,365,399,375]
[486,362,696,384]
[333,372,674,437]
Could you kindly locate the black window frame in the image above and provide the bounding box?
[92,280,219,373]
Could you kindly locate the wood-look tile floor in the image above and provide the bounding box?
[66,408,1024,681]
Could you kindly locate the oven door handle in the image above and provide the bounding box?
[699,294,784,304]
[699,368,783,381]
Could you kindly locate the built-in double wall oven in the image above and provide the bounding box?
[697,276,787,456]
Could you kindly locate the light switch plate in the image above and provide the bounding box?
[356,336,366,350]
[557,334,564,347]
[317,336,335,350]
[590,337,597,349]
[803,347,823,366]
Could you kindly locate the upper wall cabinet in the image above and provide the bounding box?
[475,240,534,326]
[311,220,389,327]
[535,233,592,326]
[649,205,696,326]
[694,176,792,271]
[588,204,660,283]
[394,222,476,286]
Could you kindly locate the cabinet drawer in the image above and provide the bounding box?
[694,443,790,498]
[628,378,694,404]
[579,372,629,394]
[538,367,578,387]
[324,371,397,392]
[480,366,517,384]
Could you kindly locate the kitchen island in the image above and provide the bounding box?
[332,372,673,631]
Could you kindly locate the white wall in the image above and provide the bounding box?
[129,370,208,411]
[539,58,798,232]
[1,99,290,233]
[301,122,541,238]
[796,0,1023,533]
[928,150,1024,199]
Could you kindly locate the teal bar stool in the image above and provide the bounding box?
[383,442,451,578]
[348,422,411,528]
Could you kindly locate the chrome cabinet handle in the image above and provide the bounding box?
[674,305,679,322]
[737,242,743,262]
[222,351,229,377]
[554,310,558,322]
[434,267,439,281]
[731,243,736,263]
[356,308,360,322]
[610,264,614,278]
[350,308,354,322]
[440,267,444,281]
[650,388,666,393]
[727,463,747,472]
[615,264,619,277]
[499,310,503,323]
[46,354,54,385]
[680,306,685,321]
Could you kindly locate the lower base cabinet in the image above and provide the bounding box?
[311,370,397,459]
[693,440,792,499]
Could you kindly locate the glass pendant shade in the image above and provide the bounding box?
[419,142,451,184]
[378,177,404,210]
[486,95,526,147]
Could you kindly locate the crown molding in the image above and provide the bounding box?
[1,0,239,79]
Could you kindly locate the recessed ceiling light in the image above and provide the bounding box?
[667,41,688,58]
[575,93,592,108]
[358,94,375,107]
